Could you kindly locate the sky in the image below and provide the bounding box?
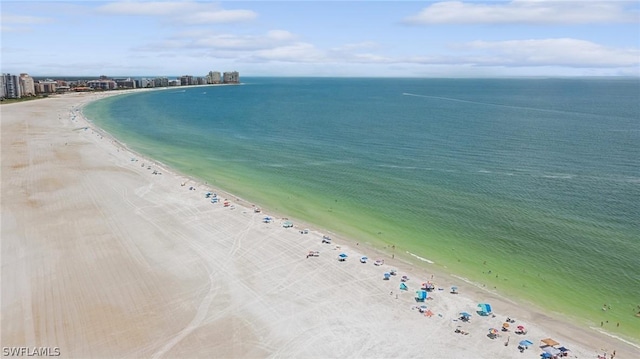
[1,0,639,77]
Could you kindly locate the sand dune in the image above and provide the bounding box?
[2,92,638,358]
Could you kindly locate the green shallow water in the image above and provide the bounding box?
[85,78,640,341]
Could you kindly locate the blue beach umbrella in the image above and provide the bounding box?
[460,312,471,318]
[339,253,348,258]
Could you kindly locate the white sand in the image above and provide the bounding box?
[2,92,638,358]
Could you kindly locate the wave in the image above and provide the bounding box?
[402,92,622,118]
[589,328,640,349]
[407,252,434,264]
[541,174,574,180]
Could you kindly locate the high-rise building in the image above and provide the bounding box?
[207,71,221,84]
[223,71,239,84]
[179,75,194,86]
[19,73,35,96]
[86,79,117,90]
[35,79,58,94]
[2,73,21,99]
[0,76,5,99]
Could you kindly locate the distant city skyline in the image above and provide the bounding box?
[2,1,639,77]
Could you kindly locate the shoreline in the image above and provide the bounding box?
[69,92,640,350]
[2,92,638,358]
[74,91,640,351]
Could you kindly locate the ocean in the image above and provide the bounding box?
[84,77,640,341]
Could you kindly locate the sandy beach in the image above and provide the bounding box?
[2,92,638,358]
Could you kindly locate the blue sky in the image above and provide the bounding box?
[2,0,639,77]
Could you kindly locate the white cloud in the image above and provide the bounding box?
[1,13,54,33]
[1,13,53,24]
[266,30,297,41]
[249,43,327,63]
[97,1,257,24]
[140,30,298,51]
[459,38,640,67]
[330,41,380,52]
[404,0,638,25]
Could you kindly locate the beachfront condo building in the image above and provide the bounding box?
[87,79,117,90]
[223,71,239,84]
[19,73,36,96]
[207,71,222,84]
[35,80,57,94]
[1,73,21,99]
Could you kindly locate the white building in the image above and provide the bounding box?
[19,73,35,96]
[207,71,221,84]
[223,71,239,84]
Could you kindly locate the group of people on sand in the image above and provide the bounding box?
[598,350,616,359]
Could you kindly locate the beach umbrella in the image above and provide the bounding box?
[460,312,471,318]
[451,286,458,292]
[517,325,525,330]
[339,253,348,258]
[489,328,498,335]
[502,322,510,328]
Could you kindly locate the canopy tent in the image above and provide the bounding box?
[558,347,570,353]
[542,346,561,356]
[477,303,492,315]
[518,339,533,348]
[541,338,560,347]
[541,353,552,359]
[450,286,458,293]
[415,290,427,301]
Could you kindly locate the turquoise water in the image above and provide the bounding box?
[85,78,640,340]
